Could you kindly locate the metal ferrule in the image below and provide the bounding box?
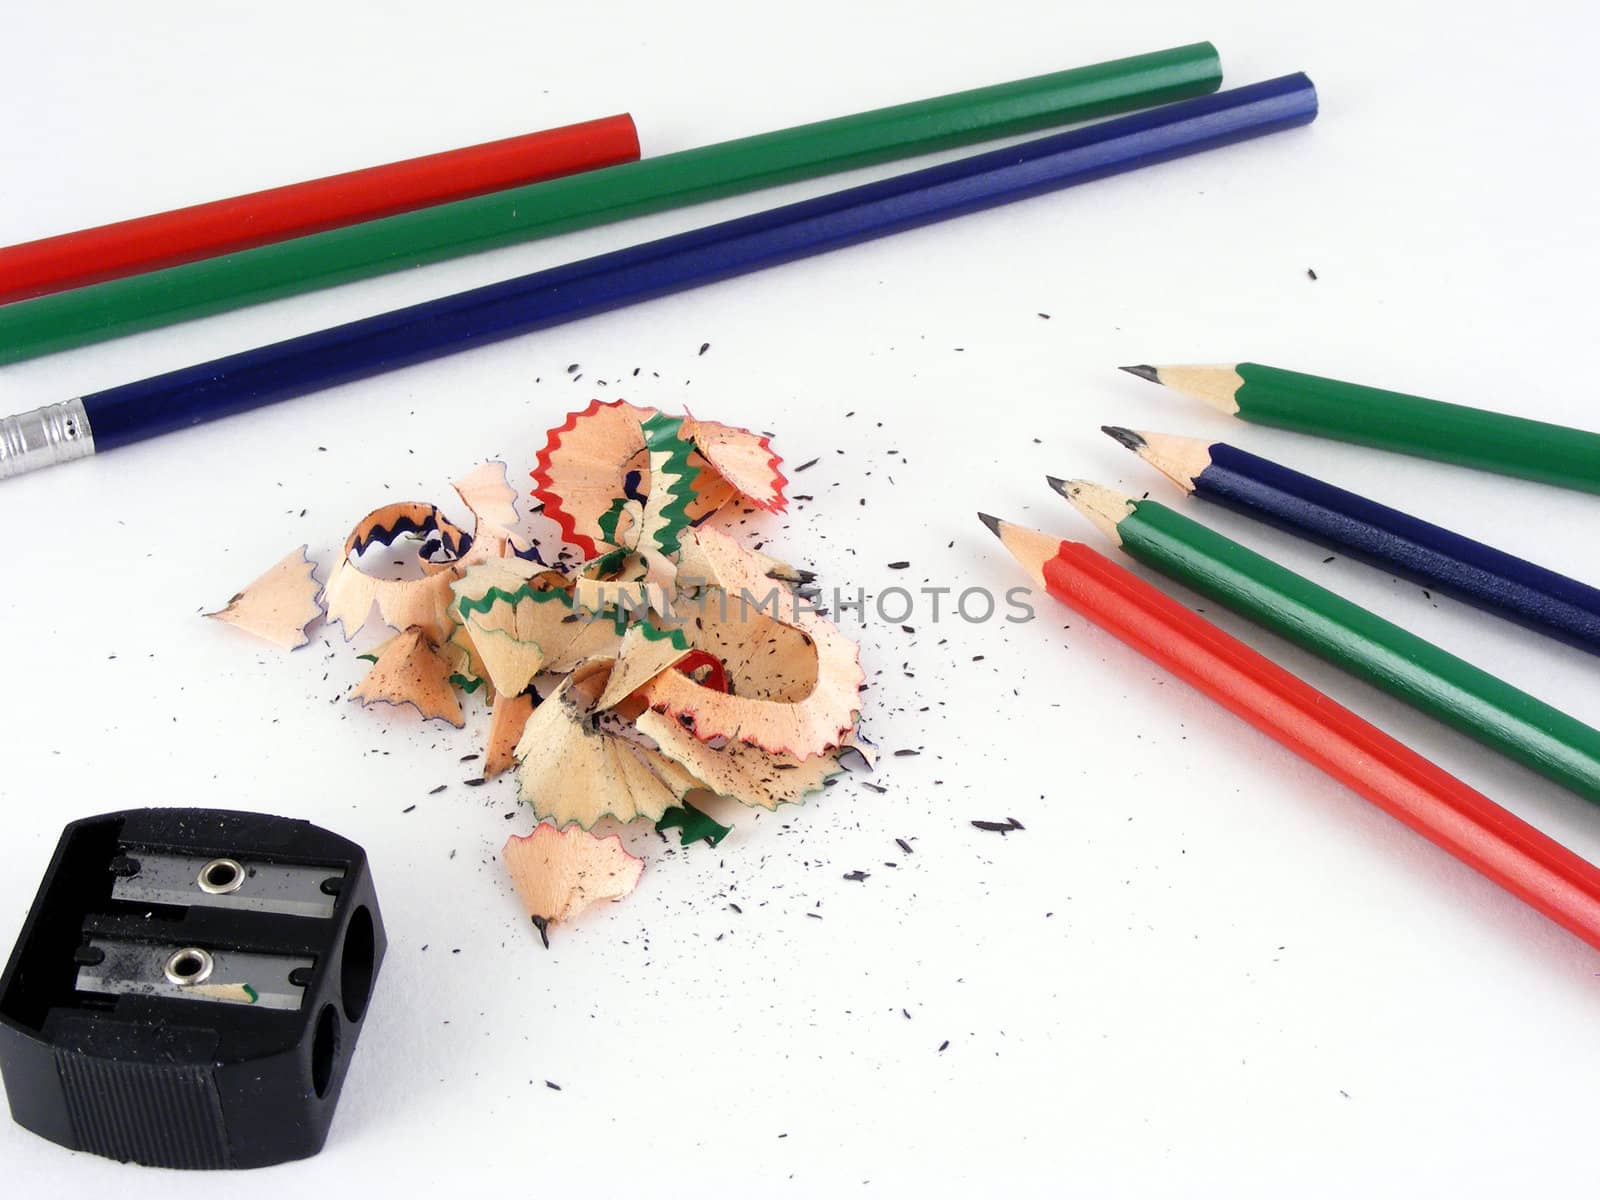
[0,398,95,480]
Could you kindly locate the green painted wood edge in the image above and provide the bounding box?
[1120,498,1600,803]
[656,798,732,847]
[1235,363,1600,494]
[639,411,700,559]
[0,43,1221,362]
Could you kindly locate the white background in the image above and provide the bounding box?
[2,2,1598,1194]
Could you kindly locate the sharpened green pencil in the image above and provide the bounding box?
[1121,362,1600,495]
[0,44,1222,364]
[1054,478,1600,806]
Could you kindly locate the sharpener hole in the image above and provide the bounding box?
[340,906,376,1022]
[311,1005,340,1099]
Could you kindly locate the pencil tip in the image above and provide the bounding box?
[976,512,1002,538]
[1054,480,1133,545]
[1100,425,1146,453]
[1119,364,1160,384]
[1044,476,1072,499]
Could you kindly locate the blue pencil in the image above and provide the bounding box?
[0,75,1316,480]
[1105,426,1600,657]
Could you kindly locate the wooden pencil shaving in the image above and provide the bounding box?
[454,563,622,693]
[462,626,548,700]
[676,532,807,586]
[187,982,262,1005]
[442,620,493,701]
[685,452,739,522]
[633,411,699,579]
[503,824,644,945]
[533,399,795,558]
[205,546,323,650]
[321,502,471,643]
[451,461,522,552]
[514,662,695,828]
[349,628,465,727]
[215,404,867,940]
[484,691,535,779]
[594,622,693,711]
[571,576,671,620]
[637,528,864,757]
[636,708,839,809]
[681,417,788,513]
[532,399,655,553]
[839,728,880,770]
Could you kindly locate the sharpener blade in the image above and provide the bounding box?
[112,850,344,919]
[75,938,313,1012]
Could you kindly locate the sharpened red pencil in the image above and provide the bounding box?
[981,512,1600,953]
[0,113,640,303]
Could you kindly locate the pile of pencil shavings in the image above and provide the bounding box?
[209,400,869,942]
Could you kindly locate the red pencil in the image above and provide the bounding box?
[0,113,640,304]
[981,512,1600,953]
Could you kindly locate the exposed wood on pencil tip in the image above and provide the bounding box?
[1053,479,1134,545]
[1113,429,1212,492]
[1135,364,1245,413]
[1100,425,1147,452]
[976,511,1002,538]
[985,516,1056,589]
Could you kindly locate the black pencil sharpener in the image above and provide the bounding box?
[0,808,385,1169]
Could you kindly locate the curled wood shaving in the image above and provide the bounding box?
[452,552,548,596]
[637,708,838,809]
[514,661,696,828]
[531,401,784,556]
[454,461,519,534]
[531,399,657,556]
[638,528,863,757]
[676,528,805,587]
[686,450,739,522]
[632,411,699,576]
[323,503,469,643]
[683,417,787,513]
[452,461,522,558]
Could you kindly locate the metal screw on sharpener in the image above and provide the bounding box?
[197,858,245,895]
[163,947,215,986]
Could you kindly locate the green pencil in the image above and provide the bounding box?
[0,44,1222,364]
[1120,362,1600,494]
[1051,477,1600,805]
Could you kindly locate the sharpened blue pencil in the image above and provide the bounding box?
[1106,426,1600,657]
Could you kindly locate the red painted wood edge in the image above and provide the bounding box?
[0,113,640,303]
[1042,539,1600,952]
